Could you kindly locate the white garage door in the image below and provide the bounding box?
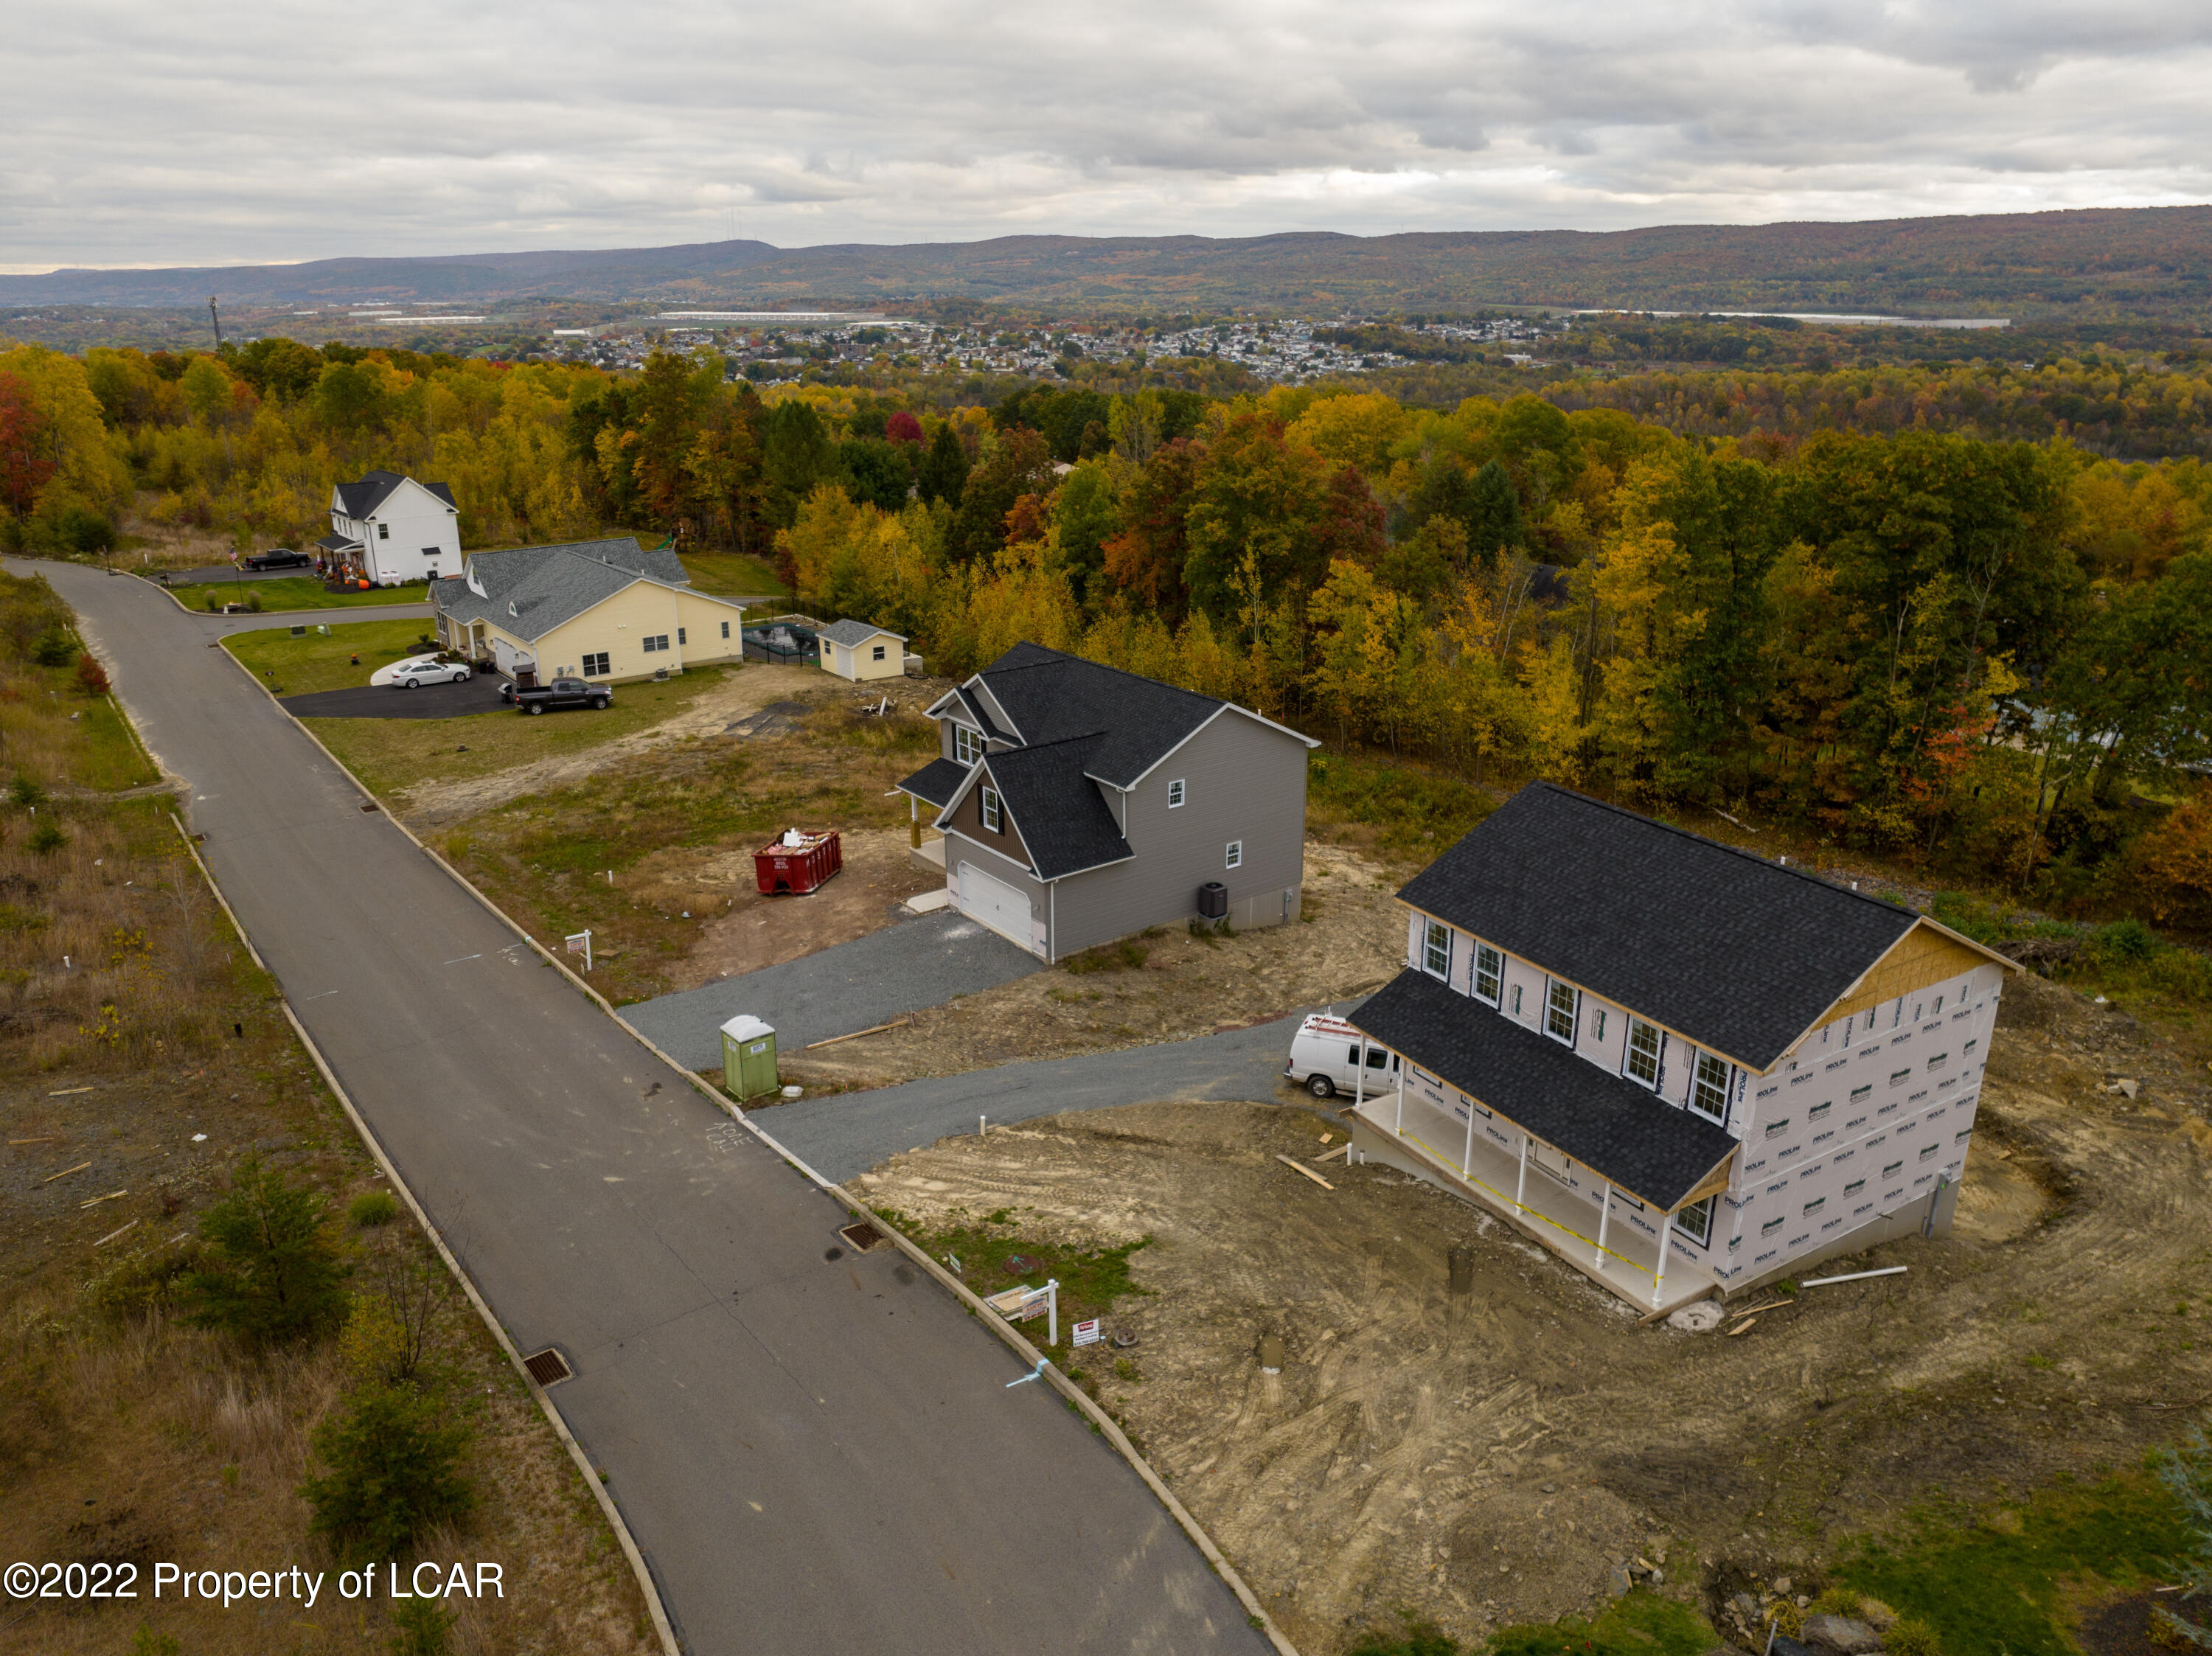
[956,861,1034,950]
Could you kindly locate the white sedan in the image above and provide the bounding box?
[371,653,471,689]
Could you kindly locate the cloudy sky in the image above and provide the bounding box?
[5,0,2209,271]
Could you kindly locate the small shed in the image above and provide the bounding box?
[818,619,908,682]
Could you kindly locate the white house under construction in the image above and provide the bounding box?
[1346,783,2018,1313]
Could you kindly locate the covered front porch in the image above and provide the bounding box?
[1348,1082,1727,1315]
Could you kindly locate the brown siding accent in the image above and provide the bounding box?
[946,776,1033,869]
[1817,922,2005,1030]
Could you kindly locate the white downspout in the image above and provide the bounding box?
[1652,1211,1674,1307]
[1460,1100,1474,1177]
[1595,1186,1611,1270]
[1514,1137,1529,1213]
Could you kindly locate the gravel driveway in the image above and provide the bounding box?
[625,907,1046,1067]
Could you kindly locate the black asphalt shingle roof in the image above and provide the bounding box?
[333,470,456,518]
[1352,970,1739,1209]
[975,642,1226,787]
[978,737,1134,880]
[1397,783,1919,1071]
[898,757,969,810]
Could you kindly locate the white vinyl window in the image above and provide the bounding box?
[1691,1051,1731,1124]
[954,725,984,765]
[1167,779,1186,808]
[1422,919,1450,978]
[1225,840,1242,869]
[1624,1017,1662,1086]
[1675,1195,1715,1245]
[720,621,730,639]
[1472,942,1502,1004]
[980,787,1001,832]
[1544,979,1578,1044]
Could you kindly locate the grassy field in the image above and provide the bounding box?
[168,575,436,612]
[680,550,789,601]
[302,669,729,796]
[1,573,162,793]
[224,618,445,695]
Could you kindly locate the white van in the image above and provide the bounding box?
[1285,1012,1400,1100]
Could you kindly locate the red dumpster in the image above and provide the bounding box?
[754,828,843,895]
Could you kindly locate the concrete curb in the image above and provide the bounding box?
[170,815,682,1656]
[215,635,1304,1656]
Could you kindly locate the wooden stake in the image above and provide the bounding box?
[804,1015,914,1050]
[42,1161,91,1183]
[1276,1154,1335,1191]
[1726,1318,1758,1337]
[1312,1144,1351,1163]
[80,1189,128,1208]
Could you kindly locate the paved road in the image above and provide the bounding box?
[767,1009,1333,1183]
[24,558,1268,1656]
[629,909,1046,1068]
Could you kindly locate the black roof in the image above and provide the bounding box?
[1397,783,1919,1070]
[897,756,968,810]
[978,737,1133,880]
[974,642,1228,787]
[1352,970,1738,1209]
[333,469,456,518]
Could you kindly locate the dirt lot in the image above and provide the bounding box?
[782,839,1411,1090]
[854,970,2212,1656]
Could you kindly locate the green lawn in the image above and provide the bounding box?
[304,669,735,797]
[1835,1468,2191,1656]
[172,576,434,613]
[223,619,445,695]
[680,552,789,602]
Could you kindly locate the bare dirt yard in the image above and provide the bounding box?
[427,669,1415,1031]
[855,970,2212,1656]
[782,839,1410,1090]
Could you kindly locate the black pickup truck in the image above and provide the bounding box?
[508,677,612,714]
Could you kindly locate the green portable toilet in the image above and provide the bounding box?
[719,1014,778,1102]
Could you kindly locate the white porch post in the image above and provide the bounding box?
[1354,1038,1366,1116]
[1595,1185,1611,1270]
[1461,1102,1475,1177]
[1514,1137,1529,1212]
[1652,1211,1674,1307]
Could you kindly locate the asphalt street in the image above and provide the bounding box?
[765,1009,1328,1183]
[24,559,1270,1656]
[628,908,1046,1068]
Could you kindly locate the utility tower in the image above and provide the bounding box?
[209,296,223,350]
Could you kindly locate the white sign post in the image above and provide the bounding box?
[985,1278,1060,1346]
[564,929,593,972]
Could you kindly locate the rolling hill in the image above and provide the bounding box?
[6,206,2210,322]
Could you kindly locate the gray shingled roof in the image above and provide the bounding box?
[898,757,968,809]
[1397,784,1919,1071]
[316,531,361,552]
[976,642,1227,787]
[431,537,704,644]
[333,470,457,518]
[975,737,1135,879]
[1351,970,1739,1209]
[821,618,906,647]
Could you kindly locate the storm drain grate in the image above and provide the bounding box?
[522,1347,572,1387]
[837,1222,886,1253]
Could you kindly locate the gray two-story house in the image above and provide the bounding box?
[1346,784,2019,1312]
[897,642,1318,961]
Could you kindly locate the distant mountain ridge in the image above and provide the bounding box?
[7,206,2211,320]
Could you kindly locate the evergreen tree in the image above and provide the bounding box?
[917,422,972,507]
[181,1156,349,1345]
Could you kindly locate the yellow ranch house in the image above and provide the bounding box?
[431,537,748,685]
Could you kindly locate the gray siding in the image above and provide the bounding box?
[1048,709,1308,957]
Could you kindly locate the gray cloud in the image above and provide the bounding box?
[1,0,2207,270]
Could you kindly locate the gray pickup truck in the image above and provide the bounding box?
[508,676,612,714]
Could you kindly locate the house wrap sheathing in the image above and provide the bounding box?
[1346,783,2018,1312]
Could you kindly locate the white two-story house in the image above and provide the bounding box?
[316,470,462,585]
[1345,783,2017,1312]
